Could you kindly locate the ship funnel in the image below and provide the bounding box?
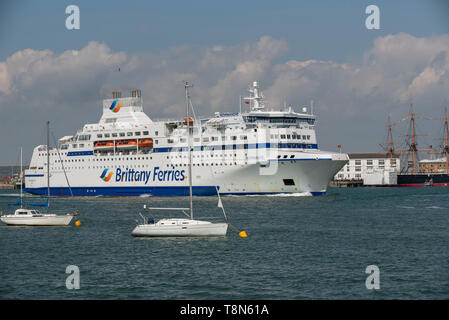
[131,89,141,98]
[112,91,122,99]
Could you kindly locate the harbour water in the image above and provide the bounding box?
[0,187,448,299]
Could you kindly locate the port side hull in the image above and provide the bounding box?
[24,186,327,197]
[25,157,347,196]
[132,222,228,237]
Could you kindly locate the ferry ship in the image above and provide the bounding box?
[24,82,348,197]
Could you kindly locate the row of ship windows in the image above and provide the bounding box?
[96,131,151,139]
[36,152,258,164]
[167,134,311,144]
[32,152,300,170]
[273,134,311,140]
[34,156,153,165]
[37,141,313,158]
[43,134,313,152]
[76,132,311,146]
[49,160,299,171]
[50,162,248,170]
[35,152,264,166]
[69,138,312,148]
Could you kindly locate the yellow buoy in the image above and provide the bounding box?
[239,231,247,238]
[75,220,82,227]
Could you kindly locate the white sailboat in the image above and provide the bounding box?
[0,124,76,226]
[0,208,74,226]
[131,83,229,237]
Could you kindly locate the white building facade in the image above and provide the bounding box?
[334,153,402,185]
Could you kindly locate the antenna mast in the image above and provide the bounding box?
[244,81,265,111]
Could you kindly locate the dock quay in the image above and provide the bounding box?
[0,183,16,190]
[329,180,363,187]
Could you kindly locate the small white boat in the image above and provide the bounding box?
[0,208,74,226]
[132,217,228,237]
[1,127,79,227]
[132,83,229,238]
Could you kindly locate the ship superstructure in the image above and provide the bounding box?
[25,82,348,196]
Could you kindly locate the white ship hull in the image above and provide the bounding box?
[24,152,347,196]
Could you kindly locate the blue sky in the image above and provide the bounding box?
[1,0,449,164]
[2,0,448,61]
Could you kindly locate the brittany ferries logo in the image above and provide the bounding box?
[99,167,186,185]
[100,168,113,182]
[109,99,123,113]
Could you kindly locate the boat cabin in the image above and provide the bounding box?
[14,209,41,216]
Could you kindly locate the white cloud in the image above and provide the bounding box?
[1,33,449,163]
[0,42,128,113]
[0,62,10,94]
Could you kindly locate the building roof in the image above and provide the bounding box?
[348,153,400,159]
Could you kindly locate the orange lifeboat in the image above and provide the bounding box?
[138,139,153,148]
[94,140,114,148]
[116,139,137,148]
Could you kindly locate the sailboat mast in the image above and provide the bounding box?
[185,82,193,219]
[387,115,394,164]
[47,121,50,200]
[444,105,449,173]
[20,147,23,209]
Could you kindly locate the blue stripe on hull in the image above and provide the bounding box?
[24,186,218,197]
[24,187,326,197]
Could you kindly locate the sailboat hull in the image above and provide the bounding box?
[131,218,228,237]
[0,214,73,226]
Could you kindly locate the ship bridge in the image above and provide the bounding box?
[241,81,316,127]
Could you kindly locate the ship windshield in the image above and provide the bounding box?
[243,116,314,125]
[78,134,91,141]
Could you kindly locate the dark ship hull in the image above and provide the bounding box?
[396,173,449,187]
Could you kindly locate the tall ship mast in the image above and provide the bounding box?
[396,103,432,174]
[24,82,349,197]
[395,103,449,187]
[427,105,449,173]
[379,114,400,165]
